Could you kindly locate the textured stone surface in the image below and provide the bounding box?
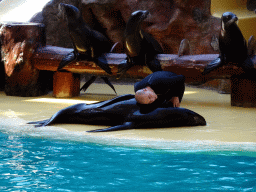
[34,0,220,55]
[0,41,5,91]
[40,0,81,48]
[0,23,51,96]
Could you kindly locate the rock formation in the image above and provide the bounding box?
[32,0,220,55]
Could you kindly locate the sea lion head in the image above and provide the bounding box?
[126,10,149,29]
[221,12,238,30]
[131,10,149,22]
[57,3,80,22]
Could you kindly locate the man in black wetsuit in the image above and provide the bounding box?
[134,71,185,112]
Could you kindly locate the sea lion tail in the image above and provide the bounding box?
[80,76,97,92]
[101,77,117,95]
[27,119,49,127]
[96,56,112,75]
[87,122,134,132]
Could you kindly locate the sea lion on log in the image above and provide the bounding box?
[203,12,255,74]
[57,3,116,93]
[118,10,163,78]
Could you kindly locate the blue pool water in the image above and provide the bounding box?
[0,123,256,191]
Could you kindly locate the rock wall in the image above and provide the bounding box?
[0,23,52,96]
[0,40,5,91]
[31,0,220,55]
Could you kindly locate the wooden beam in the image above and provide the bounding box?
[32,45,246,84]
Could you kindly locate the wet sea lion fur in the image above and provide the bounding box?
[28,94,206,132]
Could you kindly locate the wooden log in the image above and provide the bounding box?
[32,45,246,83]
[53,71,80,98]
[231,74,256,107]
[0,22,46,96]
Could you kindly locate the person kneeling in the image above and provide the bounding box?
[134,71,185,113]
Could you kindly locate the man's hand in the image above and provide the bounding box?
[170,97,180,107]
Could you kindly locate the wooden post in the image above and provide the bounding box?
[0,22,46,96]
[231,74,256,107]
[53,71,80,98]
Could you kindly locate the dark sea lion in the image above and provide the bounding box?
[57,3,116,93]
[118,10,163,78]
[28,94,206,132]
[203,12,255,74]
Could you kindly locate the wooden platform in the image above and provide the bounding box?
[1,22,256,107]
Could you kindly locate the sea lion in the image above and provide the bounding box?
[118,10,163,78]
[57,3,116,93]
[203,12,254,74]
[27,94,206,132]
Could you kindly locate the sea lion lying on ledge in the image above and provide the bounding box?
[28,94,206,132]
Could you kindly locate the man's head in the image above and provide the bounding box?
[135,86,158,104]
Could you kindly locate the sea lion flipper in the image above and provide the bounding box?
[242,57,255,72]
[100,77,117,95]
[98,94,134,108]
[96,56,112,75]
[87,122,134,132]
[27,119,51,127]
[80,76,97,92]
[58,51,76,71]
[27,119,48,125]
[202,57,224,75]
[146,55,162,72]
[117,58,132,79]
[142,30,164,53]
